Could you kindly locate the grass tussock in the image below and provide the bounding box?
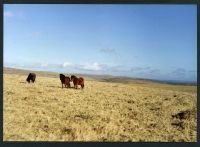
[3,73,197,141]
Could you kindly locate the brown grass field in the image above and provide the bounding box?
[3,68,197,141]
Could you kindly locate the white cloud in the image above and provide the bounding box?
[81,62,102,71]
[41,62,48,67]
[4,11,13,17]
[4,10,26,19]
[62,62,73,68]
[61,61,104,71]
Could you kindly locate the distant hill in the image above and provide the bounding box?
[3,67,196,86]
[3,67,113,81]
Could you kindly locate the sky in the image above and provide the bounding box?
[4,4,197,82]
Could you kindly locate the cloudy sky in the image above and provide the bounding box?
[4,4,197,82]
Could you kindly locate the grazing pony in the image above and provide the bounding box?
[60,74,70,88]
[26,73,36,83]
[70,75,84,89]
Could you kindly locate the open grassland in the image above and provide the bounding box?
[3,73,197,141]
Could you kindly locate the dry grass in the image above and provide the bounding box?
[3,73,197,141]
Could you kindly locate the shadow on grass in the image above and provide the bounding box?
[47,85,61,88]
[20,81,27,84]
[47,85,83,90]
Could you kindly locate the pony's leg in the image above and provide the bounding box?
[81,84,84,89]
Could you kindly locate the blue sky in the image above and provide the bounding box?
[4,4,197,82]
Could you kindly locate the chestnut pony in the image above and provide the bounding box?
[70,75,84,89]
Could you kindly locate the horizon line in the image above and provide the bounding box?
[3,66,197,85]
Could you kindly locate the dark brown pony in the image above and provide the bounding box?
[71,75,84,89]
[26,73,36,83]
[60,74,70,88]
